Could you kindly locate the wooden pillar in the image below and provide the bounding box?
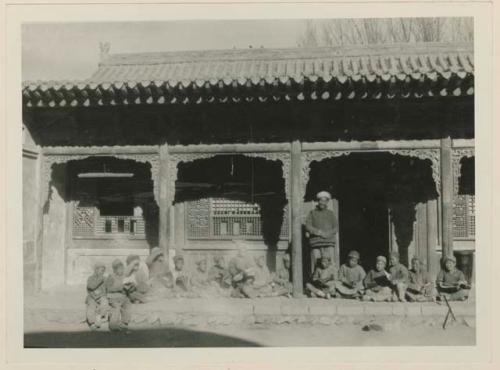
[426,198,439,276]
[34,153,45,292]
[290,140,304,296]
[331,198,340,268]
[41,162,67,290]
[440,137,454,259]
[159,144,170,257]
[174,203,185,251]
[415,202,427,263]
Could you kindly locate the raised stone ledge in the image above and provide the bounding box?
[25,293,475,329]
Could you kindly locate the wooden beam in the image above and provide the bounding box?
[452,138,475,148]
[440,136,454,259]
[302,140,441,151]
[42,145,158,156]
[169,143,290,154]
[290,140,304,296]
[159,144,170,257]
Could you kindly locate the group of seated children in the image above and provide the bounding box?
[85,246,470,331]
[306,250,471,303]
[85,246,293,331]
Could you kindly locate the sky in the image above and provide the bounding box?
[22,20,308,81]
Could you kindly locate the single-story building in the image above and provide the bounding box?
[22,42,475,295]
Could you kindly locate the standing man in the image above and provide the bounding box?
[305,191,339,274]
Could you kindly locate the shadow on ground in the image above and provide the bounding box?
[24,327,261,348]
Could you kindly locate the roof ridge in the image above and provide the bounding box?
[100,42,474,67]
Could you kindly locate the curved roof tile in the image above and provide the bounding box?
[23,42,474,107]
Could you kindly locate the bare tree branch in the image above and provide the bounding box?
[298,17,473,47]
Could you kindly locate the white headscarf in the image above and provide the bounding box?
[316,191,331,200]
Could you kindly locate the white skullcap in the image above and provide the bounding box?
[317,191,331,200]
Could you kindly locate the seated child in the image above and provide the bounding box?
[207,255,232,293]
[273,254,293,297]
[190,257,220,297]
[171,255,193,296]
[406,257,437,302]
[228,248,258,299]
[105,259,132,332]
[363,256,393,302]
[335,250,366,299]
[85,261,108,331]
[388,251,409,302]
[191,258,209,288]
[125,254,149,304]
[306,256,338,299]
[145,247,175,299]
[436,255,470,301]
[253,255,290,297]
[235,271,258,298]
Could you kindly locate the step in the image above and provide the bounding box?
[25,291,476,329]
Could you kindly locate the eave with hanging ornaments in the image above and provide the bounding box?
[23,42,474,108]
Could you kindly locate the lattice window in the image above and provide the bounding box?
[212,198,261,237]
[186,197,288,240]
[95,215,146,236]
[73,206,96,237]
[453,154,475,240]
[72,204,146,239]
[186,198,210,238]
[467,195,475,237]
[453,194,475,239]
[453,182,475,240]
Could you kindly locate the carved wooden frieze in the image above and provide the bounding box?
[388,148,441,194]
[301,150,352,195]
[166,151,291,206]
[41,153,160,204]
[246,152,291,201]
[166,152,222,207]
[300,148,441,196]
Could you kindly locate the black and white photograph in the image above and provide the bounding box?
[18,14,481,351]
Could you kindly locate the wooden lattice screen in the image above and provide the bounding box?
[452,155,475,239]
[453,194,475,239]
[186,197,289,240]
[72,204,146,238]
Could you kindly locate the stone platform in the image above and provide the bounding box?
[24,286,476,329]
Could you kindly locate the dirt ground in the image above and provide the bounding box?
[24,321,475,348]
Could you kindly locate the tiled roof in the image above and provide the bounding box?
[23,42,474,108]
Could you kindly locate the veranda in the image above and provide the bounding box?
[22,42,475,295]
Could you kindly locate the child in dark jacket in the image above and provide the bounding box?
[363,256,393,302]
[335,250,366,299]
[306,256,338,299]
[85,262,108,330]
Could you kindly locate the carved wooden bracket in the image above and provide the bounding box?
[387,149,441,194]
[166,152,291,207]
[452,148,475,194]
[301,151,352,196]
[301,148,441,196]
[41,153,160,205]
